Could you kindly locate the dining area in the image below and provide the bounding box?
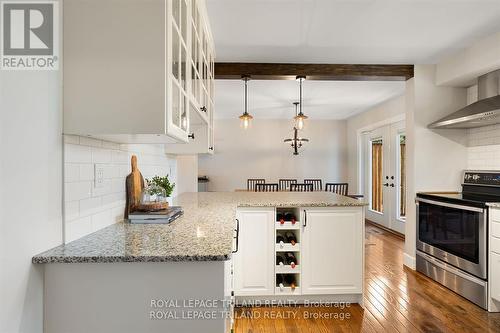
[241,178,363,199]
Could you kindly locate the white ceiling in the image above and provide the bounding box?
[215,79,405,120]
[206,0,500,64]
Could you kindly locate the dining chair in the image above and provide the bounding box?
[325,183,349,196]
[304,179,322,191]
[255,183,279,192]
[247,178,265,191]
[289,183,313,192]
[279,179,297,191]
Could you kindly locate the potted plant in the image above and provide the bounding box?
[145,175,175,205]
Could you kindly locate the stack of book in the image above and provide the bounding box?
[128,206,183,224]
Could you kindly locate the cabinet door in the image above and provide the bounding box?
[233,208,275,296]
[491,252,500,302]
[301,208,363,295]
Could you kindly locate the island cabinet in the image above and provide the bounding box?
[233,206,364,304]
[301,208,363,295]
[63,0,215,146]
[233,208,275,296]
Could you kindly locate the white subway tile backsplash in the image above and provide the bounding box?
[65,144,91,163]
[91,210,112,231]
[64,163,79,183]
[65,217,92,243]
[79,164,94,181]
[91,147,112,163]
[64,201,79,222]
[63,136,178,243]
[467,125,500,170]
[65,181,92,202]
[92,179,113,197]
[79,197,102,217]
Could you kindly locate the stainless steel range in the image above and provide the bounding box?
[416,170,500,309]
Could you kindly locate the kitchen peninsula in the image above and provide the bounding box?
[33,192,366,333]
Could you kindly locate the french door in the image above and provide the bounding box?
[365,121,406,234]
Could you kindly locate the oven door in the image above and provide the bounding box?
[416,197,487,279]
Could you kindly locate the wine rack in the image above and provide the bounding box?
[275,208,301,295]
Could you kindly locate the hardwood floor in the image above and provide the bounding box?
[234,222,500,333]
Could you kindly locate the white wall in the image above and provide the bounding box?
[346,95,406,193]
[0,71,63,331]
[199,119,348,191]
[63,136,178,243]
[176,155,199,193]
[405,64,468,268]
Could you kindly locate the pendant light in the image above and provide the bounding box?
[239,75,253,129]
[284,102,309,155]
[294,75,308,130]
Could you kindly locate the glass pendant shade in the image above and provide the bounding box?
[239,112,253,129]
[239,75,252,129]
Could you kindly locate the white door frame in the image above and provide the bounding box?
[356,115,406,233]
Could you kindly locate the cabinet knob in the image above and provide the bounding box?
[188,133,195,140]
[200,106,207,113]
[209,146,214,151]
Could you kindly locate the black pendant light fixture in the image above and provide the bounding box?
[284,102,309,155]
[239,75,253,129]
[294,75,308,130]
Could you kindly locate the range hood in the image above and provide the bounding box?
[429,70,500,129]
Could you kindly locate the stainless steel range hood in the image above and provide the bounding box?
[429,70,500,129]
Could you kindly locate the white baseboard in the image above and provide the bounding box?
[403,252,416,270]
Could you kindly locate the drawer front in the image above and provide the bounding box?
[491,252,500,303]
[492,220,500,239]
[491,208,500,223]
[491,236,500,255]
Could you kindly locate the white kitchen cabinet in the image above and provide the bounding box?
[63,0,215,145]
[301,207,364,295]
[489,208,500,312]
[233,208,275,296]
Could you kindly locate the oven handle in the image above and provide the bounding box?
[415,197,485,213]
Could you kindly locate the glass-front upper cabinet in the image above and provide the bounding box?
[189,0,215,124]
[168,0,190,138]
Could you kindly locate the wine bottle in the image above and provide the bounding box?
[284,212,293,221]
[276,274,285,290]
[276,253,286,266]
[276,233,285,244]
[285,252,297,268]
[285,231,297,245]
[277,213,285,224]
[284,274,296,290]
[291,214,296,225]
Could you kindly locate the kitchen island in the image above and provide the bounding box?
[33,192,366,333]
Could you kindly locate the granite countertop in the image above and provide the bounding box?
[33,192,366,264]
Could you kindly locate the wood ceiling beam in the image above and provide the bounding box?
[214,63,414,81]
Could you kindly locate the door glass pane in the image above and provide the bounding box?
[371,138,383,213]
[181,0,187,41]
[172,83,180,127]
[172,29,180,81]
[181,45,187,91]
[399,134,406,219]
[172,0,180,28]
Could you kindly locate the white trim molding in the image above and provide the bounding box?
[404,252,416,270]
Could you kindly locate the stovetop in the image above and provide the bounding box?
[417,170,500,208]
[417,192,500,208]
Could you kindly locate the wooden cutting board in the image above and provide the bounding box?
[125,155,145,218]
